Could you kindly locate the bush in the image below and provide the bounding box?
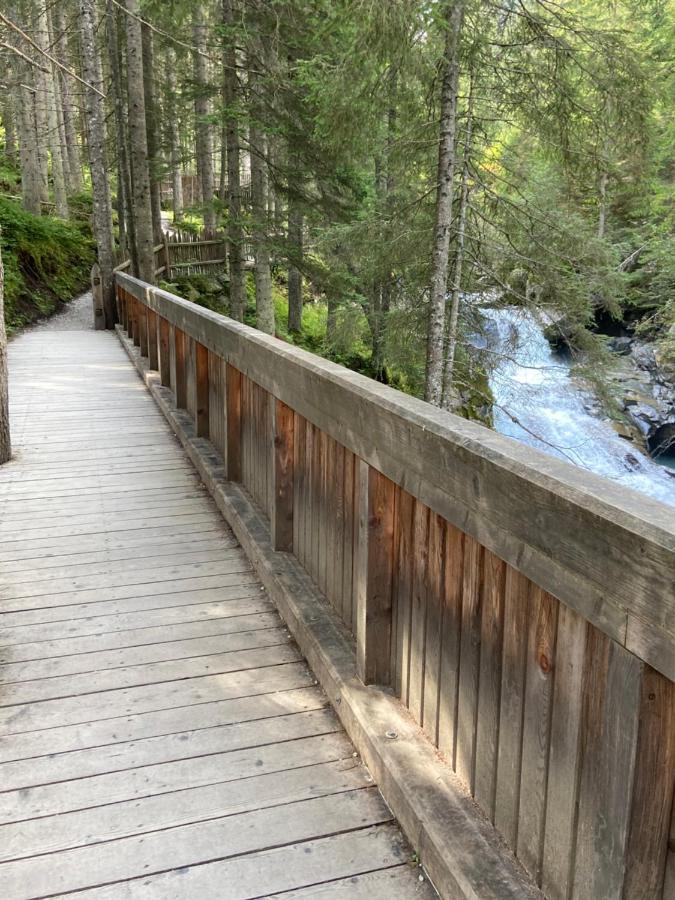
[0,196,94,332]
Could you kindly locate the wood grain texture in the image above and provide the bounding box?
[158,316,170,387]
[174,326,187,409]
[456,534,483,794]
[272,399,294,551]
[225,363,242,481]
[117,273,674,682]
[2,327,430,900]
[437,522,464,765]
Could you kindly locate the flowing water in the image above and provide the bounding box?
[479,306,675,506]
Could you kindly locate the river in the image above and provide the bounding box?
[480,307,675,506]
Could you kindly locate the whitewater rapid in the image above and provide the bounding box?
[481,307,675,507]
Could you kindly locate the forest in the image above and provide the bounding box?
[0,0,673,484]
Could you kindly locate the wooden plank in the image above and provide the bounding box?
[174,326,187,409]
[572,628,643,899]
[394,488,415,703]
[0,758,371,864]
[623,666,675,899]
[294,414,306,567]
[272,399,295,551]
[494,566,531,848]
[36,820,408,900]
[541,602,587,899]
[474,549,506,820]
[147,308,159,369]
[355,464,396,686]
[159,316,170,386]
[437,522,464,765]
[0,789,390,897]
[138,302,148,357]
[455,534,483,793]
[408,500,430,724]
[517,585,557,882]
[422,512,445,744]
[225,363,242,481]
[332,441,346,615]
[342,448,356,631]
[195,340,210,438]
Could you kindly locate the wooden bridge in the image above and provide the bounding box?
[1,274,674,899]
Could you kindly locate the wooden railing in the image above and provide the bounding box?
[115,271,675,900]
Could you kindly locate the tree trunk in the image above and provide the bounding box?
[36,0,68,218]
[79,0,116,326]
[193,5,217,235]
[287,198,303,334]
[2,97,17,165]
[424,0,464,406]
[51,4,82,193]
[250,122,274,334]
[0,237,10,465]
[18,84,43,214]
[124,0,155,284]
[142,23,163,240]
[107,1,136,272]
[223,0,245,320]
[166,51,184,223]
[442,91,473,411]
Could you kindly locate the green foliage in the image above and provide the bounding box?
[0,197,94,332]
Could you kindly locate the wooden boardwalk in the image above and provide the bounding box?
[0,327,435,899]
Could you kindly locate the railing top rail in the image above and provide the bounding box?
[116,270,675,679]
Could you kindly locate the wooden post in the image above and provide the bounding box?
[225,362,241,481]
[121,289,129,333]
[195,341,209,437]
[159,316,170,387]
[272,399,294,551]
[139,303,149,357]
[355,461,396,685]
[147,308,159,370]
[91,264,105,330]
[174,327,187,408]
[163,232,171,279]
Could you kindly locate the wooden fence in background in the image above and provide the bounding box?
[113,229,253,281]
[115,271,675,900]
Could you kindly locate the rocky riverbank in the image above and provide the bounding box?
[603,337,675,468]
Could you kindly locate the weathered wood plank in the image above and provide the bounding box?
[272,399,294,551]
[225,363,242,481]
[195,340,209,438]
[422,512,445,744]
[356,464,396,685]
[173,326,187,409]
[437,521,464,764]
[408,499,430,723]
[455,534,483,793]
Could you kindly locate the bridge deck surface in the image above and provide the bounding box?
[0,323,434,899]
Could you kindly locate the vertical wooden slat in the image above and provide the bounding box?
[456,535,484,793]
[541,602,587,900]
[311,424,321,583]
[325,436,336,609]
[517,586,558,882]
[195,341,209,438]
[572,628,642,899]
[147,309,159,370]
[355,463,396,686]
[159,317,171,387]
[437,522,464,766]
[422,513,445,744]
[139,304,149,357]
[408,500,430,725]
[304,423,314,577]
[333,441,345,616]
[271,399,294,552]
[623,667,675,899]
[225,363,241,481]
[174,327,187,409]
[207,351,224,455]
[494,566,531,848]
[131,297,141,347]
[474,550,506,820]
[342,448,355,631]
[122,290,129,332]
[294,415,306,567]
[394,488,415,704]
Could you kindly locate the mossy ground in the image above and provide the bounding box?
[1,189,94,334]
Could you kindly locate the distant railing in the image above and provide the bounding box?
[115,271,675,900]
